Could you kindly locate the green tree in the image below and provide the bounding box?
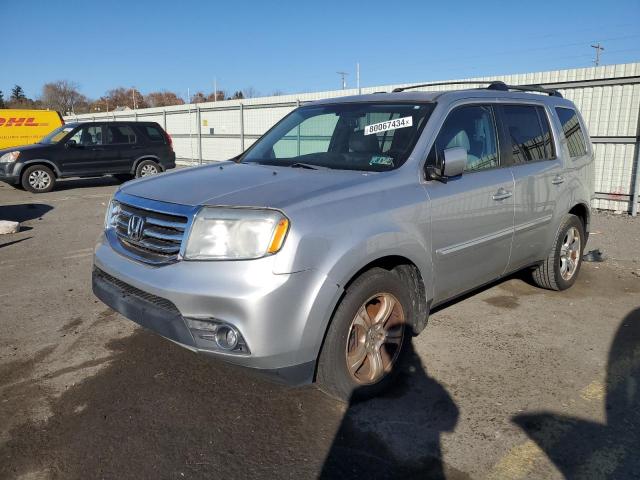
[0,90,5,108]
[11,85,26,101]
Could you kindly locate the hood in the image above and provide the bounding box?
[120,162,378,209]
[0,143,50,156]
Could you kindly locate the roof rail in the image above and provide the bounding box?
[391,80,563,98]
[392,81,496,92]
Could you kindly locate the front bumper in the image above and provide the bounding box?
[0,163,20,184]
[92,233,342,386]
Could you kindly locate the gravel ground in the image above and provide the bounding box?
[0,176,638,480]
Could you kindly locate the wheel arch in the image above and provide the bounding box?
[568,202,590,236]
[17,160,61,178]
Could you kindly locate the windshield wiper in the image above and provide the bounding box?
[290,162,329,170]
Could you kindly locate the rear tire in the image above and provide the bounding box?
[531,214,584,291]
[317,268,412,402]
[135,160,160,178]
[21,165,56,193]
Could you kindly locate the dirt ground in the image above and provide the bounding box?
[0,176,638,480]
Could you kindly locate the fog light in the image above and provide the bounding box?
[215,326,239,350]
[184,317,249,354]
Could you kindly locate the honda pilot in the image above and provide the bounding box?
[92,82,594,401]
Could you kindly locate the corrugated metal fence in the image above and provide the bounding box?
[66,62,640,215]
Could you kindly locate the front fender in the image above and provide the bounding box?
[16,159,61,177]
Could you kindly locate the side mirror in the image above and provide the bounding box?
[442,147,466,178]
[426,147,466,183]
[65,140,78,148]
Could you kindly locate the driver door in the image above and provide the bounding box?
[427,104,515,303]
[60,125,102,175]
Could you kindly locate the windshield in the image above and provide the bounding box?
[39,125,75,144]
[241,102,434,171]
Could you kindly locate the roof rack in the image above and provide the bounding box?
[391,80,562,98]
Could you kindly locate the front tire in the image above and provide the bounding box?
[21,165,56,193]
[532,214,585,291]
[317,268,412,402]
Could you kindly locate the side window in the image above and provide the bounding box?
[555,107,588,158]
[502,105,553,163]
[69,125,102,146]
[429,105,499,172]
[106,125,137,145]
[144,125,165,143]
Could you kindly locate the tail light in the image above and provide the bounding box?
[164,131,173,150]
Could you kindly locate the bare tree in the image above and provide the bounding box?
[190,92,207,104]
[104,87,147,110]
[145,91,185,107]
[242,86,259,98]
[41,80,87,114]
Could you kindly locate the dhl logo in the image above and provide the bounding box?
[0,117,49,127]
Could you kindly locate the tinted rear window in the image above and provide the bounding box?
[106,125,137,144]
[555,107,587,157]
[144,125,165,143]
[502,105,554,163]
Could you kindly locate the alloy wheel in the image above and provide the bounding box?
[345,292,405,384]
[28,170,51,190]
[560,226,581,281]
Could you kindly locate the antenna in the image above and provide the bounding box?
[591,43,604,66]
[337,71,349,90]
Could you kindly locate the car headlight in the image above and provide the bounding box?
[184,207,289,260]
[0,151,20,163]
[104,199,121,229]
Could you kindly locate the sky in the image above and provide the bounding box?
[1,0,640,101]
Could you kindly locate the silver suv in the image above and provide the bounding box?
[93,82,594,401]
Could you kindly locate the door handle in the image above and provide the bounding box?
[492,188,513,201]
[552,175,565,185]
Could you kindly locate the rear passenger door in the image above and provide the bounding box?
[427,103,515,303]
[105,124,139,173]
[497,104,562,270]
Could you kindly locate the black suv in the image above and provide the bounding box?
[0,121,176,193]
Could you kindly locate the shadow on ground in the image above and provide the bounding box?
[0,203,53,223]
[51,176,120,191]
[514,307,640,478]
[320,339,468,480]
[0,312,468,479]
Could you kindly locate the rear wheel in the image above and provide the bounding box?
[317,268,412,402]
[135,160,160,178]
[532,214,584,291]
[21,165,56,193]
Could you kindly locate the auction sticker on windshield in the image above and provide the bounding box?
[364,116,413,136]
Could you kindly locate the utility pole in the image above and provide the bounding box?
[337,71,349,90]
[214,77,217,103]
[356,63,361,94]
[591,43,604,66]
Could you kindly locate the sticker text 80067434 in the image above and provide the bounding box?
[363,116,413,136]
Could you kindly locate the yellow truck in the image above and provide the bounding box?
[0,109,64,150]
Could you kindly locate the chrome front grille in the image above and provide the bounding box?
[114,202,188,264]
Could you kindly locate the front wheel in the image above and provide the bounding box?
[532,214,585,291]
[317,268,412,402]
[21,165,56,193]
